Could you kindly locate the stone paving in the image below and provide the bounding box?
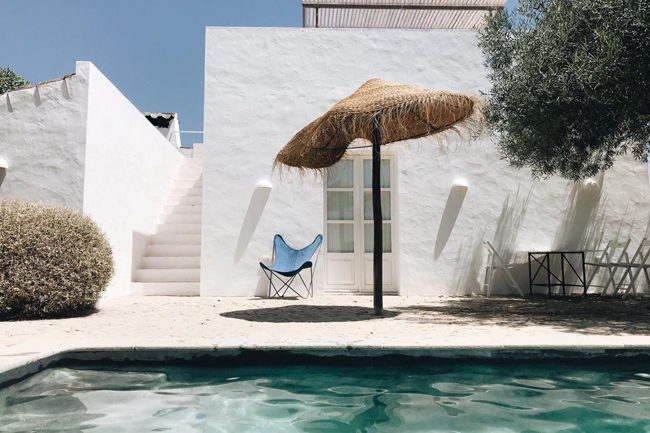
[2,295,650,384]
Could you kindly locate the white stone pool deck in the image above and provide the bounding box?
[3,295,650,384]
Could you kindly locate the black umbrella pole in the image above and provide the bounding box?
[372,116,383,316]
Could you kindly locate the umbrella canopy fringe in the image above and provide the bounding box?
[275,79,486,171]
[272,160,328,180]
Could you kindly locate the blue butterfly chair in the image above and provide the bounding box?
[260,234,323,298]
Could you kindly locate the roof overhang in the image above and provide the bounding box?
[143,112,177,128]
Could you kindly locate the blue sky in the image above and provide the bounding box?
[1,0,518,147]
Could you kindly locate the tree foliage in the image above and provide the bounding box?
[0,68,30,94]
[478,0,650,180]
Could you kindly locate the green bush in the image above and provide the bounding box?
[0,68,30,94]
[0,199,114,320]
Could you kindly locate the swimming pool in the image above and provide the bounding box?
[2,360,650,432]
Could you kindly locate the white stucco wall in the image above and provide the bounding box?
[83,63,184,298]
[168,116,182,148]
[203,27,650,296]
[154,115,182,148]
[0,63,90,209]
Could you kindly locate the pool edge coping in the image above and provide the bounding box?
[4,341,650,388]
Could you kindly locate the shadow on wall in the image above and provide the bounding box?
[434,181,468,260]
[643,217,650,239]
[0,169,5,188]
[636,218,650,293]
[451,232,485,295]
[529,173,609,294]
[482,186,534,294]
[454,187,532,296]
[492,185,534,266]
[554,172,607,252]
[131,231,149,284]
[234,181,273,265]
[255,256,272,297]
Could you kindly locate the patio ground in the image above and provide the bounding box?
[3,294,650,384]
[3,295,650,352]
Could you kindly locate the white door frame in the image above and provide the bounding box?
[323,149,399,294]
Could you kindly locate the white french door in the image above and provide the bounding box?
[323,152,398,293]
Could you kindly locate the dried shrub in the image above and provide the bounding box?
[0,198,114,320]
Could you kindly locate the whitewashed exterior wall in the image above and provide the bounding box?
[0,62,90,209]
[203,27,650,297]
[83,63,184,298]
[168,116,182,148]
[153,115,182,148]
[0,61,183,298]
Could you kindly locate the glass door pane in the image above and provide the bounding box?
[363,191,391,221]
[364,223,392,253]
[326,158,355,254]
[363,159,391,188]
[327,224,355,253]
[327,159,354,188]
[327,192,354,220]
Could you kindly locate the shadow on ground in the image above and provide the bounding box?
[393,296,650,336]
[0,307,99,322]
[221,305,400,323]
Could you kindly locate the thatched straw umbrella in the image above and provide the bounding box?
[275,79,485,315]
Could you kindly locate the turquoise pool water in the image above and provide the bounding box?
[2,361,650,432]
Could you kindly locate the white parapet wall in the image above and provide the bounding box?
[0,63,90,209]
[0,61,183,298]
[203,27,650,297]
[83,62,184,298]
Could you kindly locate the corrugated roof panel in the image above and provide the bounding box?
[422,9,437,27]
[363,8,374,27]
[304,0,504,6]
[305,0,503,4]
[303,0,504,28]
[410,8,421,28]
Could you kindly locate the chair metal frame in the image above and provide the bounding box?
[584,239,631,295]
[611,239,650,299]
[483,241,524,297]
[528,250,587,296]
[261,234,322,299]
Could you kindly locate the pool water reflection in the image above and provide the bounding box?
[2,362,650,432]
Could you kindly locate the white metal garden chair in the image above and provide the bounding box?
[483,241,524,297]
[584,239,631,295]
[610,239,650,299]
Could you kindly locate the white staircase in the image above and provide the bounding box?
[132,157,203,296]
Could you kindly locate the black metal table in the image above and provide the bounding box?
[528,251,587,296]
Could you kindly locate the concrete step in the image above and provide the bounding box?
[160,213,202,224]
[176,171,203,181]
[135,268,201,283]
[179,164,203,174]
[182,158,203,167]
[131,282,200,296]
[162,204,202,215]
[156,223,202,234]
[169,187,202,197]
[150,233,201,245]
[174,179,203,189]
[146,244,201,257]
[141,257,201,269]
[165,196,202,206]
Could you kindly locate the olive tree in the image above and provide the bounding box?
[478,0,650,180]
[0,68,30,94]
